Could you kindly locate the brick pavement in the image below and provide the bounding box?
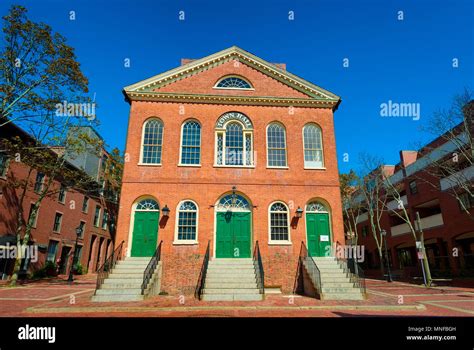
[0,275,473,317]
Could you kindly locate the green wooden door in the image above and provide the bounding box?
[306,213,331,257]
[216,212,251,258]
[131,211,159,257]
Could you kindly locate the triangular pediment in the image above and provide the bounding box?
[123,46,340,109]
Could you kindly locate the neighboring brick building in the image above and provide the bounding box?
[0,123,118,279]
[351,128,474,279]
[116,46,344,295]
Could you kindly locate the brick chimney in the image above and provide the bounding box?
[273,63,286,70]
[180,58,196,66]
[399,150,418,168]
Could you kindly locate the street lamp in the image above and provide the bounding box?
[381,229,393,282]
[68,225,83,284]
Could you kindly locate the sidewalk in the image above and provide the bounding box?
[0,275,473,317]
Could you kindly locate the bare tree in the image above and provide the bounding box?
[340,170,363,246]
[358,153,388,276]
[418,89,473,219]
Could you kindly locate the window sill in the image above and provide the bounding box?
[173,241,199,246]
[268,241,292,246]
[213,165,255,169]
[266,166,289,169]
[178,164,201,168]
[138,163,162,166]
[304,166,326,170]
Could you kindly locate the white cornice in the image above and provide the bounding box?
[126,91,338,108]
[123,46,340,104]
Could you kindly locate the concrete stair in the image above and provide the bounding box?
[92,257,151,302]
[202,258,264,301]
[303,257,365,300]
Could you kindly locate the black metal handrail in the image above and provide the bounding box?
[141,240,163,295]
[347,257,366,296]
[95,240,124,294]
[335,242,366,297]
[299,241,322,298]
[195,240,210,300]
[253,241,264,294]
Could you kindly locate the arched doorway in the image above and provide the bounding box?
[305,200,332,257]
[131,198,160,257]
[215,191,252,258]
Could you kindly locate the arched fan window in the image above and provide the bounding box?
[215,76,252,89]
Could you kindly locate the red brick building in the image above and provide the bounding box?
[0,123,118,279]
[352,131,474,279]
[116,46,344,295]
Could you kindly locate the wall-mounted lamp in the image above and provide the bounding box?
[295,207,304,218]
[162,205,170,217]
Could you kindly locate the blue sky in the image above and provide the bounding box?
[0,0,472,173]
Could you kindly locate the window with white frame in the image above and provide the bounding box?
[267,123,287,167]
[180,121,201,165]
[176,201,198,242]
[269,202,290,242]
[215,76,252,89]
[215,112,253,166]
[303,123,324,168]
[141,119,164,164]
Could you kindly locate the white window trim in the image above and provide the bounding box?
[173,200,199,245]
[214,120,254,167]
[178,119,202,166]
[266,122,288,168]
[213,75,255,90]
[302,123,325,169]
[101,210,108,230]
[268,201,292,245]
[29,202,39,228]
[53,211,63,233]
[58,185,67,204]
[139,118,164,166]
[82,196,89,214]
[93,206,101,228]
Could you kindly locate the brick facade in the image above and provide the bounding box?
[117,47,343,295]
[0,124,117,278]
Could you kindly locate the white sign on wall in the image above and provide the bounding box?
[320,235,329,242]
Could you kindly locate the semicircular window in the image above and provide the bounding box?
[216,194,251,211]
[306,201,328,213]
[136,199,160,211]
[216,76,252,89]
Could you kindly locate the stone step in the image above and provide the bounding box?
[207,266,255,272]
[205,276,257,283]
[322,287,362,294]
[111,269,145,275]
[101,282,143,289]
[116,261,150,267]
[321,282,355,288]
[104,275,143,284]
[106,273,143,282]
[112,265,146,272]
[205,281,257,289]
[209,262,254,266]
[202,294,263,301]
[206,271,256,278]
[91,294,144,302]
[204,288,260,294]
[95,288,142,295]
[124,257,152,261]
[210,258,253,262]
[323,293,364,301]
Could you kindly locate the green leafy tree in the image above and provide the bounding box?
[0,5,100,285]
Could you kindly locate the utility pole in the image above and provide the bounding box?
[416,212,433,287]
